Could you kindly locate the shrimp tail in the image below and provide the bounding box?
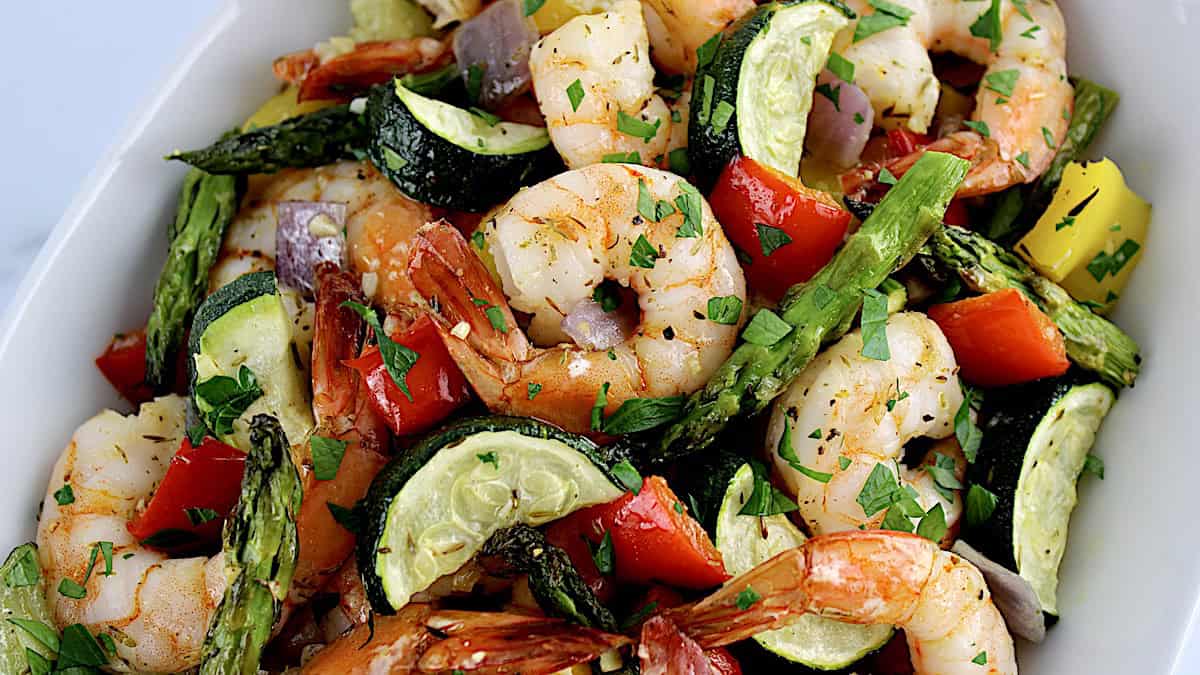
[638,615,716,675]
[407,221,533,403]
[419,610,632,674]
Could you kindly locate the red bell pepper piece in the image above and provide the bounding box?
[709,157,852,300]
[928,288,1070,387]
[126,437,246,551]
[548,476,728,590]
[94,330,154,405]
[343,314,471,437]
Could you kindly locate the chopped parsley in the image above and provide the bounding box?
[1082,454,1105,480]
[194,365,264,436]
[637,179,676,222]
[592,281,622,312]
[755,223,793,256]
[859,288,891,361]
[465,63,484,105]
[923,453,963,501]
[629,234,661,269]
[602,151,641,164]
[522,0,546,16]
[964,119,991,138]
[1042,126,1057,149]
[616,111,661,143]
[739,460,798,517]
[477,451,499,469]
[4,547,39,588]
[697,34,722,70]
[969,0,1004,52]
[668,148,691,175]
[854,111,866,125]
[915,503,948,542]
[697,74,716,126]
[973,651,989,666]
[854,0,913,42]
[1087,239,1141,281]
[838,456,852,471]
[878,167,898,185]
[808,428,822,440]
[812,284,838,309]
[592,531,615,574]
[611,459,643,494]
[827,52,855,83]
[602,396,685,435]
[955,386,984,463]
[965,483,998,527]
[735,585,761,610]
[342,302,420,401]
[674,181,704,238]
[58,578,86,600]
[566,78,585,112]
[184,507,220,526]
[484,306,508,333]
[1015,151,1031,169]
[311,435,349,481]
[778,419,832,483]
[741,309,792,347]
[983,69,1020,99]
[54,484,75,506]
[590,382,611,432]
[327,502,361,534]
[706,296,744,325]
[1021,24,1041,39]
[711,101,735,134]
[471,230,486,250]
[815,83,841,111]
[1055,215,1076,231]
[468,107,500,126]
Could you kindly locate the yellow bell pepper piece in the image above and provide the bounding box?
[1016,158,1150,314]
[243,86,336,131]
[531,0,616,33]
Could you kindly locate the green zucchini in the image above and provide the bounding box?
[688,1,853,186]
[187,272,314,450]
[0,544,56,674]
[714,464,892,670]
[965,374,1115,616]
[168,104,370,175]
[365,81,561,212]
[358,416,624,613]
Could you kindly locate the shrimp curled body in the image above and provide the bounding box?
[36,396,225,673]
[841,0,1072,196]
[768,312,966,537]
[407,163,746,434]
[672,531,1017,675]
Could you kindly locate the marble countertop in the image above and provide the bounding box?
[0,1,221,309]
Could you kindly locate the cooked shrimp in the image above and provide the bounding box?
[529,0,674,169]
[407,164,745,434]
[212,160,434,313]
[289,264,389,609]
[768,312,965,537]
[641,0,755,74]
[302,604,435,674]
[839,0,1072,196]
[36,395,226,672]
[669,530,1016,674]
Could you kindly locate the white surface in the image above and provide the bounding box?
[0,1,222,309]
[0,0,1197,673]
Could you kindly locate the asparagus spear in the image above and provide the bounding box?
[655,152,970,462]
[145,167,239,390]
[924,225,1141,388]
[199,414,302,675]
[984,78,1120,242]
[168,104,369,175]
[481,525,618,632]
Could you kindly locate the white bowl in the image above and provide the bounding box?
[1,1,1196,672]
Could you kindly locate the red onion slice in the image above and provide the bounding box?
[952,540,1047,643]
[561,298,631,351]
[805,70,874,169]
[276,201,348,297]
[453,0,539,109]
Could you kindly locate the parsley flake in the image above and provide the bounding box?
[742,309,792,347]
[965,483,998,527]
[54,484,75,506]
[342,302,420,402]
[566,78,586,112]
[964,119,991,138]
[735,585,761,610]
[707,296,744,325]
[592,531,615,574]
[859,288,891,361]
[477,452,499,469]
[778,419,833,483]
[827,52,855,83]
[311,435,349,481]
[617,111,661,143]
[611,459,643,494]
[527,383,542,400]
[755,223,793,256]
[969,0,1004,52]
[629,234,660,269]
[590,383,610,432]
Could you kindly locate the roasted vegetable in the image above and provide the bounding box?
[924,225,1141,388]
[1016,158,1150,313]
[481,525,618,632]
[168,104,369,175]
[656,151,970,461]
[199,414,302,675]
[984,78,1121,242]
[0,544,57,673]
[145,166,239,390]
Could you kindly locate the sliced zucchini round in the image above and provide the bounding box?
[715,464,892,670]
[688,1,852,186]
[365,82,562,212]
[967,376,1115,616]
[359,416,624,613]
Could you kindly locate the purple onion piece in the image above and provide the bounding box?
[275,200,348,297]
[453,0,539,109]
[951,540,1047,643]
[805,70,874,169]
[562,298,632,351]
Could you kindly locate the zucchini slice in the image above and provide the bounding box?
[188,272,314,450]
[365,81,561,212]
[689,1,852,185]
[715,464,892,670]
[967,376,1115,616]
[359,416,624,613]
[0,543,56,672]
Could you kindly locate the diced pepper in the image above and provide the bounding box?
[1016,159,1150,313]
[95,330,154,405]
[929,288,1070,387]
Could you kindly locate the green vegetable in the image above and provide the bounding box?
[145,166,239,390]
[924,224,1141,388]
[689,1,853,185]
[737,459,798,517]
[984,78,1121,242]
[656,152,969,461]
[0,544,57,673]
[964,374,1114,616]
[168,105,369,174]
[481,525,617,631]
[194,365,264,438]
[200,415,302,674]
[366,82,560,212]
[358,417,623,613]
[342,301,420,400]
[854,0,912,42]
[310,435,349,480]
[602,396,685,435]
